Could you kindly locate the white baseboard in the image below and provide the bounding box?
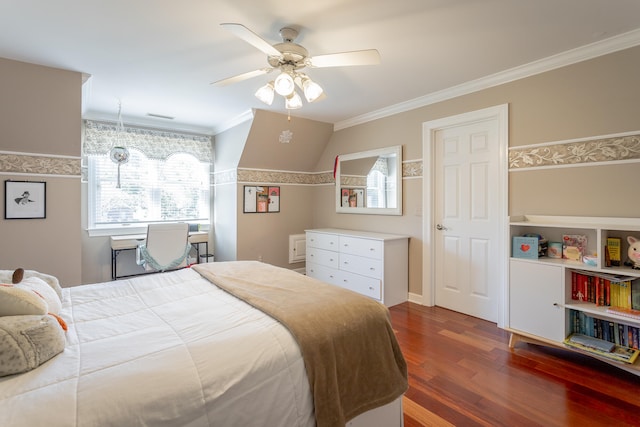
[408,292,424,305]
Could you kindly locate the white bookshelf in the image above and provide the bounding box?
[507,215,640,375]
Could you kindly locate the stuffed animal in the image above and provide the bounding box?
[0,268,67,376]
[627,236,640,270]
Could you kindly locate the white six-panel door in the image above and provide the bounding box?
[422,104,508,325]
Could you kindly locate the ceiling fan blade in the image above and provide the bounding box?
[211,68,273,86]
[220,23,282,58]
[308,49,381,68]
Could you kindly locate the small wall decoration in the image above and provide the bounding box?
[5,180,46,219]
[243,185,280,213]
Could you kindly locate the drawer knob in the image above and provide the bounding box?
[369,286,374,290]
[369,267,375,271]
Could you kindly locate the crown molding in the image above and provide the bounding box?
[335,28,640,131]
[212,109,255,135]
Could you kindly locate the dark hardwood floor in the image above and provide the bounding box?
[388,303,640,427]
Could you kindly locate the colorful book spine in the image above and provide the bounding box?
[607,237,622,267]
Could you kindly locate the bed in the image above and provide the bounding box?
[0,261,407,427]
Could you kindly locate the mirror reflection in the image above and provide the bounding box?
[336,145,402,215]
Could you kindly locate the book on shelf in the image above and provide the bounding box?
[607,237,622,267]
[569,270,636,309]
[569,309,640,350]
[564,335,640,364]
[606,307,640,320]
[633,280,640,310]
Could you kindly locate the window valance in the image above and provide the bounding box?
[83,120,212,162]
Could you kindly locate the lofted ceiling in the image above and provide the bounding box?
[1,0,640,135]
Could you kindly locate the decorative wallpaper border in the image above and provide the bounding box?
[0,152,81,177]
[403,160,422,178]
[214,161,423,186]
[238,169,325,185]
[509,131,640,171]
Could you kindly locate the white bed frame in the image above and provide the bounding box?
[348,397,403,427]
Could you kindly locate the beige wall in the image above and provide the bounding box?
[0,58,83,286]
[236,184,313,269]
[312,45,640,296]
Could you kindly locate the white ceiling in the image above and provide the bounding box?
[2,0,640,135]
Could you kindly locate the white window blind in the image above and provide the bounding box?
[84,120,211,232]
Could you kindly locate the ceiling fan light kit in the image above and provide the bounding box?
[285,91,303,110]
[274,71,295,96]
[301,75,323,102]
[214,23,380,111]
[254,81,275,105]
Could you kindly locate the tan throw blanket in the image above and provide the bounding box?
[193,261,408,427]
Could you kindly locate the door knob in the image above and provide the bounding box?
[436,224,448,231]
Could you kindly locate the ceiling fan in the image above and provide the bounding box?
[212,23,380,109]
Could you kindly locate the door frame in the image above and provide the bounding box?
[421,104,509,327]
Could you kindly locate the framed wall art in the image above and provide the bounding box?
[243,185,280,213]
[4,180,46,219]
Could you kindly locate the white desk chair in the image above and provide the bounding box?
[136,223,191,272]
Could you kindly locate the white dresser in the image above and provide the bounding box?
[305,228,409,307]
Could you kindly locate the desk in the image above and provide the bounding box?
[110,231,209,280]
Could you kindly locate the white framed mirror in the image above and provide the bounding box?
[335,145,402,215]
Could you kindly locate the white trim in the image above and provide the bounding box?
[0,172,80,179]
[0,150,81,160]
[213,109,255,135]
[407,292,422,305]
[236,181,320,186]
[422,104,509,328]
[336,28,640,131]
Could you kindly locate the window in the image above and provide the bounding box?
[84,120,211,234]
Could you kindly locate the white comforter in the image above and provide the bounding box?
[0,268,315,427]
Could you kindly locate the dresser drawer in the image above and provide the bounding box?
[339,236,383,260]
[337,270,382,301]
[339,253,383,279]
[306,232,339,251]
[306,263,340,286]
[306,247,339,269]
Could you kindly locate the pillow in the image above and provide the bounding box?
[15,277,62,315]
[0,314,65,376]
[0,286,48,316]
[0,269,62,299]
